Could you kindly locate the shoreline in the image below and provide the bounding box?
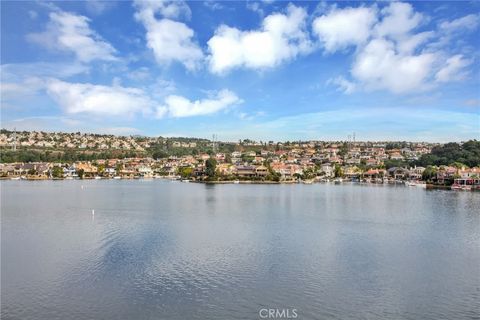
[2,177,478,191]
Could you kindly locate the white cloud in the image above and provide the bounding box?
[85,0,116,15]
[435,54,472,83]
[246,2,264,17]
[312,6,377,52]
[317,2,474,95]
[204,1,224,11]
[1,77,45,98]
[351,38,436,94]
[328,76,356,94]
[43,79,241,119]
[157,89,242,118]
[374,2,423,39]
[440,14,480,33]
[45,79,156,116]
[396,31,434,54]
[27,11,117,62]
[1,62,89,82]
[134,0,191,20]
[134,0,203,70]
[207,4,312,73]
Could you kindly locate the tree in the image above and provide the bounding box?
[52,166,64,178]
[205,158,217,178]
[178,166,193,178]
[334,164,343,178]
[77,169,85,179]
[422,166,437,182]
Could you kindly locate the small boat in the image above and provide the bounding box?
[233,180,240,184]
[181,179,190,183]
[113,176,121,180]
[10,177,21,180]
[406,181,427,188]
[334,178,343,184]
[303,179,313,184]
[94,176,102,180]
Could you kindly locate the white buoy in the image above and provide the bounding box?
[92,209,95,215]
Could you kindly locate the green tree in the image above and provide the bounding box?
[178,166,193,178]
[52,166,64,178]
[205,158,217,178]
[334,164,343,178]
[422,166,437,182]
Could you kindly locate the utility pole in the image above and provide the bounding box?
[12,127,17,151]
[212,134,217,153]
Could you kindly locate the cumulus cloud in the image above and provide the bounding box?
[351,38,436,93]
[313,6,377,52]
[46,79,155,116]
[134,0,203,70]
[207,4,312,73]
[27,11,117,62]
[315,2,474,94]
[374,2,423,39]
[156,89,242,118]
[435,54,472,83]
[44,79,241,119]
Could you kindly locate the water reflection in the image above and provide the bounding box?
[1,180,479,320]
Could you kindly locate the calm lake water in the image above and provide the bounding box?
[1,180,479,320]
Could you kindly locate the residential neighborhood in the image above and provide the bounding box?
[1,130,479,190]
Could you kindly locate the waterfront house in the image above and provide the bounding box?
[320,164,334,178]
[436,166,457,184]
[235,165,257,178]
[387,167,410,180]
[255,165,268,177]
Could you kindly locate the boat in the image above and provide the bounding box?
[303,179,314,184]
[451,178,473,191]
[113,176,121,180]
[405,181,427,188]
[94,176,102,180]
[10,177,21,180]
[233,180,240,184]
[181,179,190,183]
[334,178,343,184]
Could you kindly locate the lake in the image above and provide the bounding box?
[1,180,479,320]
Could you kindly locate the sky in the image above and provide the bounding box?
[1,0,479,142]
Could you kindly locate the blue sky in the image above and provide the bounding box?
[1,0,479,142]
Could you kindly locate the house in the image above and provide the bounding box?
[235,165,257,177]
[321,164,334,178]
[363,169,384,180]
[255,165,268,177]
[75,162,98,176]
[216,163,234,175]
[136,165,153,177]
[409,166,425,180]
[436,166,457,184]
[387,167,410,180]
